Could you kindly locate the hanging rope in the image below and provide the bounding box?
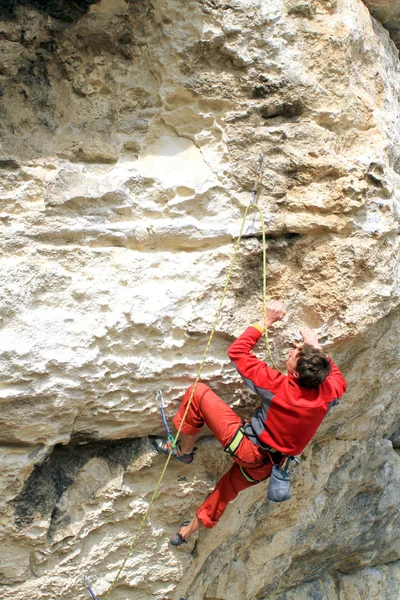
[89,155,277,600]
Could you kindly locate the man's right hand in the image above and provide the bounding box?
[256,300,286,330]
[299,327,323,350]
[267,300,286,326]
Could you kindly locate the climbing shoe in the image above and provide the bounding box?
[152,438,196,464]
[170,521,190,547]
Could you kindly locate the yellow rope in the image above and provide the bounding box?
[102,203,276,599]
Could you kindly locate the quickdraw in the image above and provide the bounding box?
[156,389,176,447]
[83,576,99,600]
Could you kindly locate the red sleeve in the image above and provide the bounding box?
[228,326,283,393]
[327,357,347,398]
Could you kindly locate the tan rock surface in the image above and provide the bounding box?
[270,560,400,599]
[0,0,399,599]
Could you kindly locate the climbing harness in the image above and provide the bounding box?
[239,455,299,494]
[224,424,278,458]
[223,426,246,456]
[87,154,277,599]
[242,421,280,453]
[239,465,268,484]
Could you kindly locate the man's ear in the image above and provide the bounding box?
[293,371,300,380]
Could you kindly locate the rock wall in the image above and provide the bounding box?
[0,0,399,599]
[364,0,400,50]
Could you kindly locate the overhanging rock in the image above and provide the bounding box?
[364,0,400,49]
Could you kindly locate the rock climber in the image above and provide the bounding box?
[153,300,347,546]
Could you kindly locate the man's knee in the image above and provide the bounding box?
[186,382,211,398]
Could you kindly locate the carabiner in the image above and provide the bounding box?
[155,389,164,406]
[284,456,299,473]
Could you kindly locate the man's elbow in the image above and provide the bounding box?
[227,342,236,360]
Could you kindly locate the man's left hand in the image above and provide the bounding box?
[299,327,323,350]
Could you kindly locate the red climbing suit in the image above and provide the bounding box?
[173,325,347,529]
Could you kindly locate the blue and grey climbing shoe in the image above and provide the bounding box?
[152,438,196,464]
[170,521,190,546]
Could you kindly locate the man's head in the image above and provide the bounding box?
[286,344,331,388]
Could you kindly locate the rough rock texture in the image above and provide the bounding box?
[364,0,400,50]
[271,561,400,599]
[0,0,400,599]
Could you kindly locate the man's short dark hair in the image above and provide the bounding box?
[296,344,331,389]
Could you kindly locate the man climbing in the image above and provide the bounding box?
[154,300,347,546]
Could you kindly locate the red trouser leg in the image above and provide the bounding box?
[172,382,243,444]
[196,463,257,528]
[173,383,273,529]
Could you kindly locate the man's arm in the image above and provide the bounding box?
[327,358,347,398]
[228,301,286,393]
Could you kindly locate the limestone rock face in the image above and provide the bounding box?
[271,561,400,599]
[363,0,400,50]
[0,0,399,599]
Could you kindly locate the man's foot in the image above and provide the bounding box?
[170,521,190,546]
[152,438,196,464]
[170,515,201,546]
